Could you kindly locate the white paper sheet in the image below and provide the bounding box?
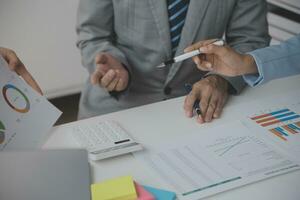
[0,56,61,150]
[134,121,299,200]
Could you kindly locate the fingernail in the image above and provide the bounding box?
[197,117,204,124]
[205,117,211,122]
[199,47,206,52]
[109,69,115,75]
[213,113,219,118]
[206,63,212,69]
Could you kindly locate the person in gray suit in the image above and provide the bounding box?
[76,0,270,123]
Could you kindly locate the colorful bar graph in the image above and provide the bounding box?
[275,127,289,136]
[283,125,297,134]
[251,108,300,127]
[268,121,300,142]
[292,122,300,130]
[251,109,290,120]
[270,129,287,141]
[251,108,300,142]
[256,112,295,124]
[261,115,300,127]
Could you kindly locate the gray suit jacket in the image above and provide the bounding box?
[76,0,270,119]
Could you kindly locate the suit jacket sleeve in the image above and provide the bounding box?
[222,0,271,94]
[243,35,300,87]
[76,0,131,77]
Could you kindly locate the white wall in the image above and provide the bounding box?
[0,0,88,98]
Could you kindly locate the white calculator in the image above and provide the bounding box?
[72,120,143,160]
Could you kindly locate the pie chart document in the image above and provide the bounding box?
[0,56,61,150]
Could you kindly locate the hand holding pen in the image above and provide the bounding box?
[182,39,228,124]
[156,39,224,68]
[184,39,258,76]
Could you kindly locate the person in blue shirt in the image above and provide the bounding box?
[184,35,300,87]
[0,47,42,94]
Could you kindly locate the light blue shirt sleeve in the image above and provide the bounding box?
[243,34,300,87]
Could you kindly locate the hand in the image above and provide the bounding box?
[0,47,43,95]
[91,53,129,92]
[184,39,258,76]
[184,75,229,124]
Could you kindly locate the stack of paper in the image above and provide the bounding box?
[91,176,176,200]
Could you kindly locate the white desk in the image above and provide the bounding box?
[44,75,300,200]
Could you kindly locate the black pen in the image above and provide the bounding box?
[184,83,202,116]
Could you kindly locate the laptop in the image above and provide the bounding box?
[0,149,91,200]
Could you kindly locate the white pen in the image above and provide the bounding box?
[156,39,225,68]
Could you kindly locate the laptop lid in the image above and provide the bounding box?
[0,149,91,200]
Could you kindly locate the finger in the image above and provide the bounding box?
[184,91,198,118]
[1,49,20,70]
[199,92,210,118]
[196,101,205,124]
[106,74,119,91]
[196,115,205,124]
[195,59,213,71]
[213,97,227,118]
[2,49,43,94]
[115,78,127,91]
[204,95,218,122]
[200,44,227,56]
[184,39,217,53]
[90,67,103,85]
[192,56,201,67]
[184,45,196,53]
[200,61,213,71]
[100,69,116,88]
[16,64,43,95]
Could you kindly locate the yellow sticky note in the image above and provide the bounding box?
[91,176,137,200]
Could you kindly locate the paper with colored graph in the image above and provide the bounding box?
[0,56,61,150]
[134,121,299,200]
[242,91,300,164]
[91,176,137,200]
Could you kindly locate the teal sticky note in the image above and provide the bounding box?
[143,185,176,200]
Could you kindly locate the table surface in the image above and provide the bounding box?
[44,74,300,200]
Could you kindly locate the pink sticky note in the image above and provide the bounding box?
[135,182,155,200]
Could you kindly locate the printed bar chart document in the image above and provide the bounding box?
[134,121,299,200]
[241,91,300,164]
[0,56,61,150]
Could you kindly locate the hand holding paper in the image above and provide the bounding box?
[0,47,42,94]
